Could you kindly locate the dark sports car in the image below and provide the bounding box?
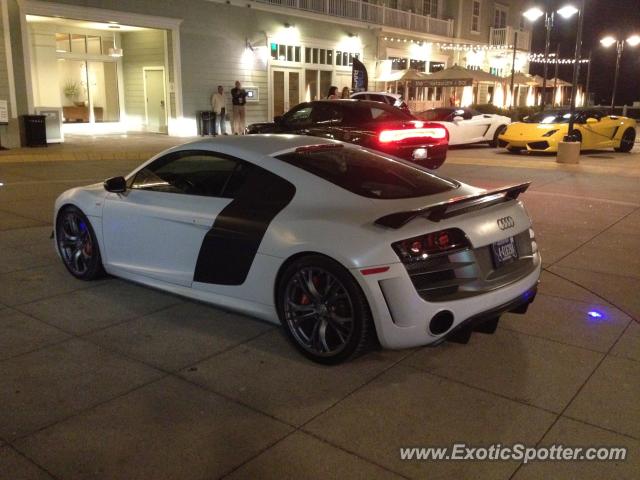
[246,100,449,169]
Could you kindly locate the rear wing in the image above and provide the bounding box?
[375,182,531,229]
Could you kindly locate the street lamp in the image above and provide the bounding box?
[601,34,640,113]
[523,3,580,110]
[565,0,584,142]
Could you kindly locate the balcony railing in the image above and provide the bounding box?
[255,0,455,37]
[490,27,531,51]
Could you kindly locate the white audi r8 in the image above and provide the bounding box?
[417,107,512,147]
[54,135,540,364]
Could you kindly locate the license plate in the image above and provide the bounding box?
[491,236,518,269]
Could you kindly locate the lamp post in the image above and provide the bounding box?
[600,34,640,114]
[564,1,584,141]
[522,5,552,109]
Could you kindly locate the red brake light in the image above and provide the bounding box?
[379,127,447,143]
[392,228,470,262]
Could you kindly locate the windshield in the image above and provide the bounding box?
[523,111,573,124]
[276,146,458,199]
[417,108,454,121]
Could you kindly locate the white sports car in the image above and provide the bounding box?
[54,135,540,364]
[417,107,511,147]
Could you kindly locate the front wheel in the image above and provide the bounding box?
[615,128,636,153]
[56,205,105,280]
[489,125,507,147]
[276,255,376,364]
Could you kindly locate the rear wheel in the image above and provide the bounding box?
[56,206,105,280]
[615,128,636,153]
[489,125,507,147]
[276,255,375,364]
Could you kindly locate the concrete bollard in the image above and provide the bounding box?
[556,141,581,164]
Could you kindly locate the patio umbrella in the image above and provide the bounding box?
[374,69,429,83]
[548,77,572,87]
[504,72,539,86]
[421,64,502,85]
[417,65,503,106]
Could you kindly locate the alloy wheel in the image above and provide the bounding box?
[57,210,95,276]
[283,267,355,357]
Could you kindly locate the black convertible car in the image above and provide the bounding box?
[246,100,449,169]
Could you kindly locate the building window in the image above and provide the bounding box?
[271,43,302,63]
[471,1,481,33]
[423,0,438,16]
[429,61,445,73]
[410,59,426,72]
[390,57,408,71]
[494,4,508,28]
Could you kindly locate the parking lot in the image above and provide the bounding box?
[1,140,639,479]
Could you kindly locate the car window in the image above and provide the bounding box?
[465,108,481,117]
[367,94,386,103]
[312,103,344,125]
[277,146,458,199]
[284,104,313,127]
[419,108,455,121]
[131,150,240,198]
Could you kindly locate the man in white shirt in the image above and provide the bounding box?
[210,85,227,136]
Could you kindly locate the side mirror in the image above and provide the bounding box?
[104,176,127,193]
[453,116,464,122]
[586,117,598,124]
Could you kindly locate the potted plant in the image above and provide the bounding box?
[63,80,84,107]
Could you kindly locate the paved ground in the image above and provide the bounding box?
[0,138,639,479]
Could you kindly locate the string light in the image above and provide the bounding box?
[382,37,513,51]
[438,43,513,51]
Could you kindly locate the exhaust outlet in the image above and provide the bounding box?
[429,310,454,335]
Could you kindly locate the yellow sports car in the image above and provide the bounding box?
[498,109,636,153]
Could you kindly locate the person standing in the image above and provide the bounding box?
[326,86,339,99]
[210,85,227,136]
[231,81,248,135]
[341,86,350,99]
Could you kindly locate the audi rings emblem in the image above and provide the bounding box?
[497,216,515,230]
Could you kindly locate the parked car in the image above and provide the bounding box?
[246,100,448,169]
[416,107,511,147]
[350,91,411,113]
[498,109,637,153]
[54,135,540,364]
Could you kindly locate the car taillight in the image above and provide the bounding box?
[379,126,447,143]
[392,228,470,262]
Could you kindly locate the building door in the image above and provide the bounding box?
[272,68,300,118]
[144,67,167,133]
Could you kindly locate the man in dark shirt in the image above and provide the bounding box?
[231,81,248,135]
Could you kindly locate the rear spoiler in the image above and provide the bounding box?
[375,182,531,229]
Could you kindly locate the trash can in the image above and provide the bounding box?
[197,110,214,136]
[21,115,47,147]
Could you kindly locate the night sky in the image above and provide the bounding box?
[529,0,640,106]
